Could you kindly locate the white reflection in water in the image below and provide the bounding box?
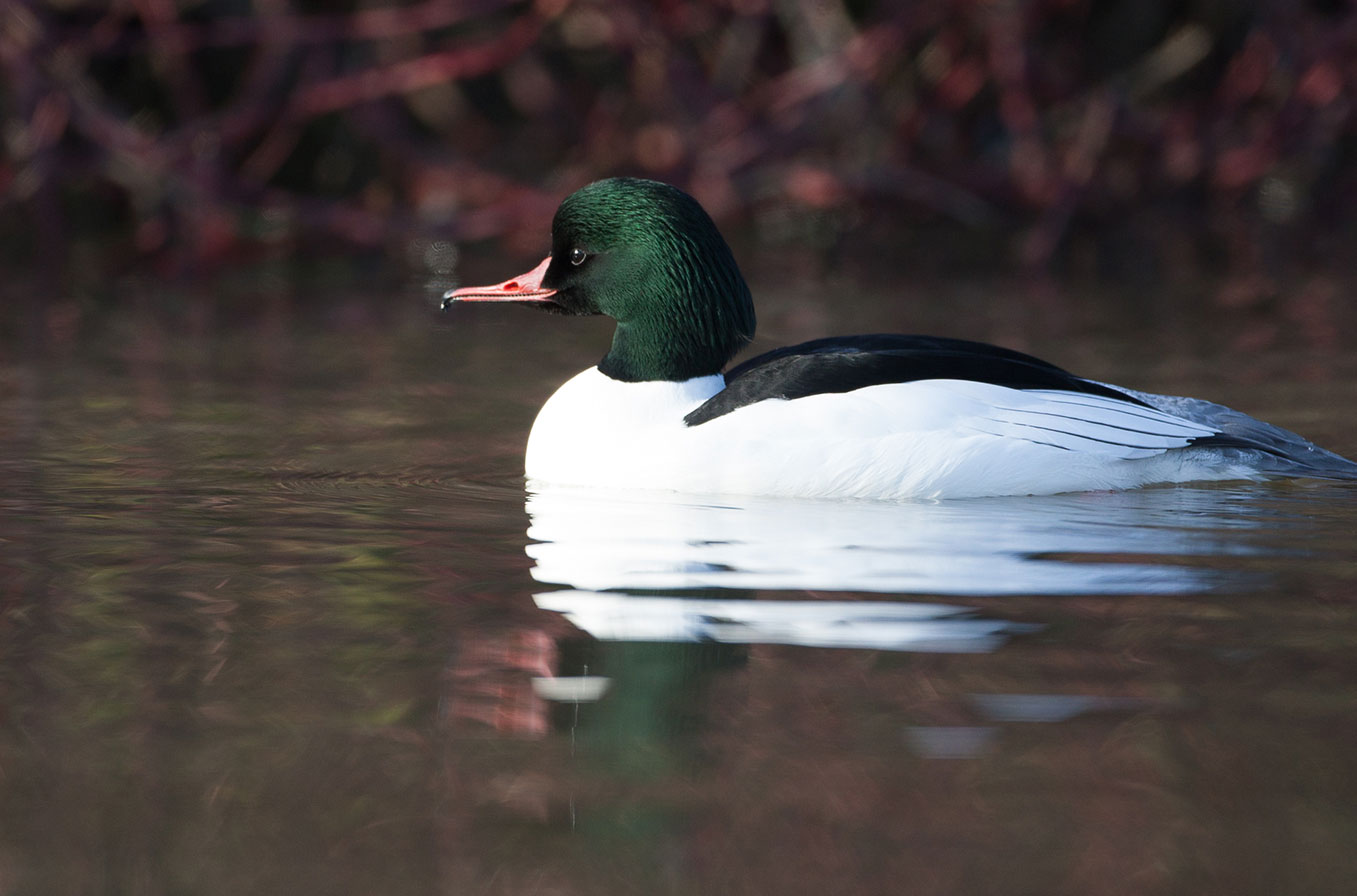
[904,726,998,759]
[526,483,1271,597]
[968,693,1143,722]
[534,590,1028,652]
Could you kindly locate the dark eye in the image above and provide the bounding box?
[569,248,588,266]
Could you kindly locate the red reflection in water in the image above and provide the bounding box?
[443,628,554,737]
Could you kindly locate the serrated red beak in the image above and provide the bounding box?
[442,256,556,309]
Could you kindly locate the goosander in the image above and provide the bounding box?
[443,177,1357,499]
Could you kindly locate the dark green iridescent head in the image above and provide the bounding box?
[539,178,756,382]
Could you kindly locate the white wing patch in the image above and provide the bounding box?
[963,390,1220,458]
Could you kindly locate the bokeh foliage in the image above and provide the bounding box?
[2,0,1354,275]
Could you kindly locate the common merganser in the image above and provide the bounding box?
[443,177,1357,499]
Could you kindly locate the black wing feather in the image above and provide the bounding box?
[684,334,1149,426]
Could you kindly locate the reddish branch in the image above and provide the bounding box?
[288,13,543,118]
[0,0,1353,274]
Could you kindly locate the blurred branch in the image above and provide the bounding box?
[288,13,542,118]
[61,0,525,53]
[0,0,1353,277]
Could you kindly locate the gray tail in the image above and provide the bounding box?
[1116,387,1357,482]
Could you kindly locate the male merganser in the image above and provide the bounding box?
[444,177,1357,499]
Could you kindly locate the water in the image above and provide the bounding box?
[2,266,1356,895]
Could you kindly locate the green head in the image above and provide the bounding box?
[540,178,756,382]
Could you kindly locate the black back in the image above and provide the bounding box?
[684,335,1148,426]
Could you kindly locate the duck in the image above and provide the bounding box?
[443,177,1357,500]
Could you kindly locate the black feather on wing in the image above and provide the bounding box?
[684,335,1150,426]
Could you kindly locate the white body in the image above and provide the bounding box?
[524,368,1268,500]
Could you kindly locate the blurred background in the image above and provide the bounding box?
[3,0,1354,291]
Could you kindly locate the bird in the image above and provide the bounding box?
[442,177,1357,500]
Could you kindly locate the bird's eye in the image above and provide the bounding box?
[569,248,588,266]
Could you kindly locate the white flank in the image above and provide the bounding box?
[524,368,1264,499]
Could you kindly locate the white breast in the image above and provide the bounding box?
[525,368,724,486]
[523,368,1257,499]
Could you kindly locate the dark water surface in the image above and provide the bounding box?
[2,266,1356,895]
